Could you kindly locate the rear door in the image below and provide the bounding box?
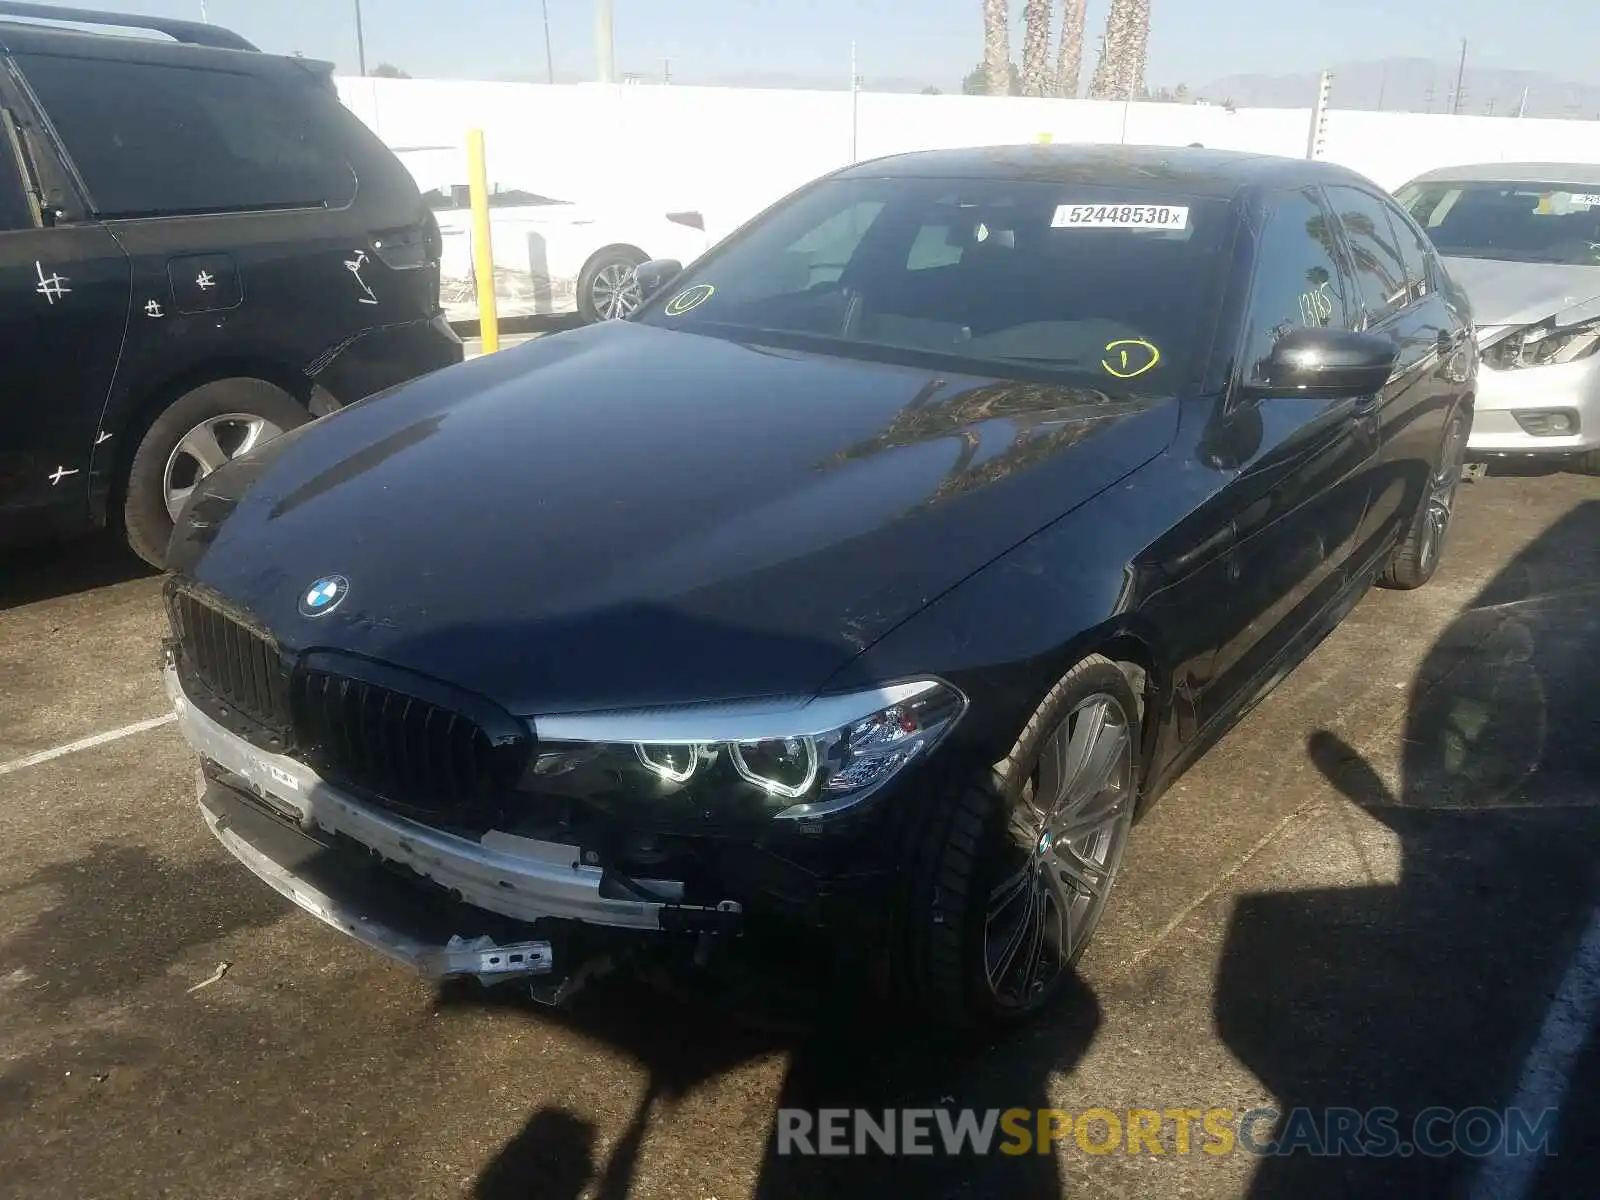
[8,44,438,451]
[1197,185,1378,728]
[0,65,129,536]
[1324,185,1458,565]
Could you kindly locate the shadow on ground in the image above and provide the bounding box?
[0,533,155,612]
[452,961,1098,1200]
[1216,499,1600,1198]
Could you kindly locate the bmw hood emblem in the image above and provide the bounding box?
[299,574,350,617]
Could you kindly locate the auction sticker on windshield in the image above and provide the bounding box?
[1052,203,1190,230]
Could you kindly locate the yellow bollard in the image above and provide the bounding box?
[466,128,499,354]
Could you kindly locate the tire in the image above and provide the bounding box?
[1381,405,1471,591]
[122,378,308,568]
[1575,449,1600,476]
[900,654,1140,1029]
[576,246,647,323]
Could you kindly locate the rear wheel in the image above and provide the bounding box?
[1575,448,1600,476]
[1381,406,1470,591]
[122,378,308,568]
[576,247,647,322]
[902,655,1139,1028]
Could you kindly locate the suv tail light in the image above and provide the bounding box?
[370,212,439,270]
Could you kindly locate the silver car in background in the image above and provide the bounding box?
[1396,163,1600,474]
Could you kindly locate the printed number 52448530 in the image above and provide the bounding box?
[1052,203,1190,230]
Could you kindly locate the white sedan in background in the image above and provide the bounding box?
[421,182,710,324]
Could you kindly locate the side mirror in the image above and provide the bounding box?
[634,258,683,300]
[1254,327,1398,398]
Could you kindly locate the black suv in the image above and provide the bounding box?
[0,3,461,567]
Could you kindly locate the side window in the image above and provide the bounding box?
[1325,186,1408,324]
[15,55,355,218]
[0,117,35,230]
[906,224,963,271]
[786,200,886,284]
[715,199,886,301]
[1385,204,1434,304]
[1240,189,1350,385]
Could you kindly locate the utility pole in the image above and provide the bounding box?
[1514,86,1530,118]
[1450,39,1467,115]
[850,41,859,163]
[664,58,671,85]
[1305,69,1332,159]
[199,0,208,22]
[353,0,368,77]
[541,0,554,83]
[595,0,615,83]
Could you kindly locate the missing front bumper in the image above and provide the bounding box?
[169,664,744,983]
[200,777,556,982]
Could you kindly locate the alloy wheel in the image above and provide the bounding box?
[983,692,1135,1009]
[1420,413,1470,570]
[589,261,642,320]
[163,413,283,521]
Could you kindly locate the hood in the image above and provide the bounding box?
[170,321,1173,715]
[1441,255,1600,329]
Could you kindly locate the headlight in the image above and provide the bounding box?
[524,680,966,824]
[1484,317,1600,370]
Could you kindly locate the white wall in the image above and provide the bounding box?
[336,75,1600,255]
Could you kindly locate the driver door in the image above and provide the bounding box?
[1197,186,1379,728]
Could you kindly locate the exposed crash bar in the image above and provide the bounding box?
[167,666,675,932]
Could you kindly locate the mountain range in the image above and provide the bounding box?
[1194,58,1600,119]
[494,57,1600,118]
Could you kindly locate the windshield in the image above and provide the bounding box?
[635,175,1231,391]
[1395,180,1600,266]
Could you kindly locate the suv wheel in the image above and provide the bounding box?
[122,378,309,568]
[901,654,1139,1028]
[1575,448,1600,476]
[577,247,647,322]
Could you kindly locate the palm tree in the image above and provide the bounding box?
[1088,0,1151,101]
[982,0,1010,96]
[1055,0,1088,98]
[1020,1,1053,96]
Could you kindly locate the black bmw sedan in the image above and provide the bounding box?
[162,146,1476,1028]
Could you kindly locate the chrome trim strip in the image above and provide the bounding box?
[530,679,943,745]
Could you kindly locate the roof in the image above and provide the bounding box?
[0,17,332,79]
[0,1,255,50]
[836,144,1376,198]
[1403,161,1600,187]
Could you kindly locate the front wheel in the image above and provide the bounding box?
[901,655,1140,1029]
[122,378,309,568]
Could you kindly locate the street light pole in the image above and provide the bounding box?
[595,0,614,83]
[542,0,555,84]
[354,0,369,77]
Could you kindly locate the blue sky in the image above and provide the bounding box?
[25,1,1594,89]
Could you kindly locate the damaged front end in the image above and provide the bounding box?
[163,580,963,1006]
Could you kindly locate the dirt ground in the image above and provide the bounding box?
[1,467,1596,1200]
